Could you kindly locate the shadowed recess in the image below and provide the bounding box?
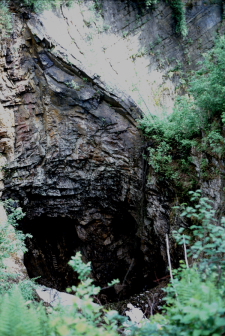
[21,215,80,291]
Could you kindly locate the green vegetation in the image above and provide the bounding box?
[0,0,188,38]
[0,199,29,267]
[0,199,37,300]
[0,200,124,335]
[130,190,225,335]
[65,81,82,90]
[0,288,48,336]
[145,0,188,37]
[2,193,225,336]
[0,1,12,36]
[136,36,225,335]
[139,35,225,190]
[0,1,225,335]
[17,0,74,12]
[145,0,159,7]
[0,0,74,38]
[168,0,188,37]
[0,250,124,336]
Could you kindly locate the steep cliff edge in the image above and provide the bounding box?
[0,0,224,301]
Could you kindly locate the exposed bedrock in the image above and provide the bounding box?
[1,15,167,299]
[1,0,224,300]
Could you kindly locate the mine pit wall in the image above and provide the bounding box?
[0,0,225,300]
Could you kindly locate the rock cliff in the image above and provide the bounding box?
[0,0,224,300]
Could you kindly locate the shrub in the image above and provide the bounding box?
[133,191,225,336]
[168,0,188,37]
[0,200,38,300]
[0,252,123,336]
[190,36,225,115]
[1,195,225,336]
[145,0,187,37]
[139,35,225,186]
[0,199,30,267]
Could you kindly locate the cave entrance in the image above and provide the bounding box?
[20,211,147,299]
[21,215,80,291]
[20,210,166,302]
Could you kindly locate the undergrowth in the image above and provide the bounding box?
[1,193,225,336]
[132,190,225,335]
[139,35,225,191]
[0,199,36,300]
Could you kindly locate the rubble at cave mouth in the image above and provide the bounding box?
[19,212,157,302]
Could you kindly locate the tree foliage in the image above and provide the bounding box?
[132,191,225,335]
[139,35,225,188]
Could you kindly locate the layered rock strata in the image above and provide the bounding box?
[0,0,224,299]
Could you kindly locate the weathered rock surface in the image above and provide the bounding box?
[29,0,224,116]
[0,0,224,300]
[36,285,75,307]
[1,4,146,298]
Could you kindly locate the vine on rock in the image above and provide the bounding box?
[145,0,188,37]
[0,0,188,38]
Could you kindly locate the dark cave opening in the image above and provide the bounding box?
[21,215,80,291]
[19,210,166,303]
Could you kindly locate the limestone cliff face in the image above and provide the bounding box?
[0,0,224,298]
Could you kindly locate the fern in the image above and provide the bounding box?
[0,287,48,336]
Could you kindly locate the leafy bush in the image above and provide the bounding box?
[0,204,125,334]
[163,192,225,335]
[1,195,225,336]
[0,199,30,267]
[139,35,225,187]
[145,0,159,7]
[53,252,123,336]
[159,268,225,336]
[190,36,225,115]
[174,190,225,278]
[0,252,123,336]
[133,191,225,336]
[0,199,38,301]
